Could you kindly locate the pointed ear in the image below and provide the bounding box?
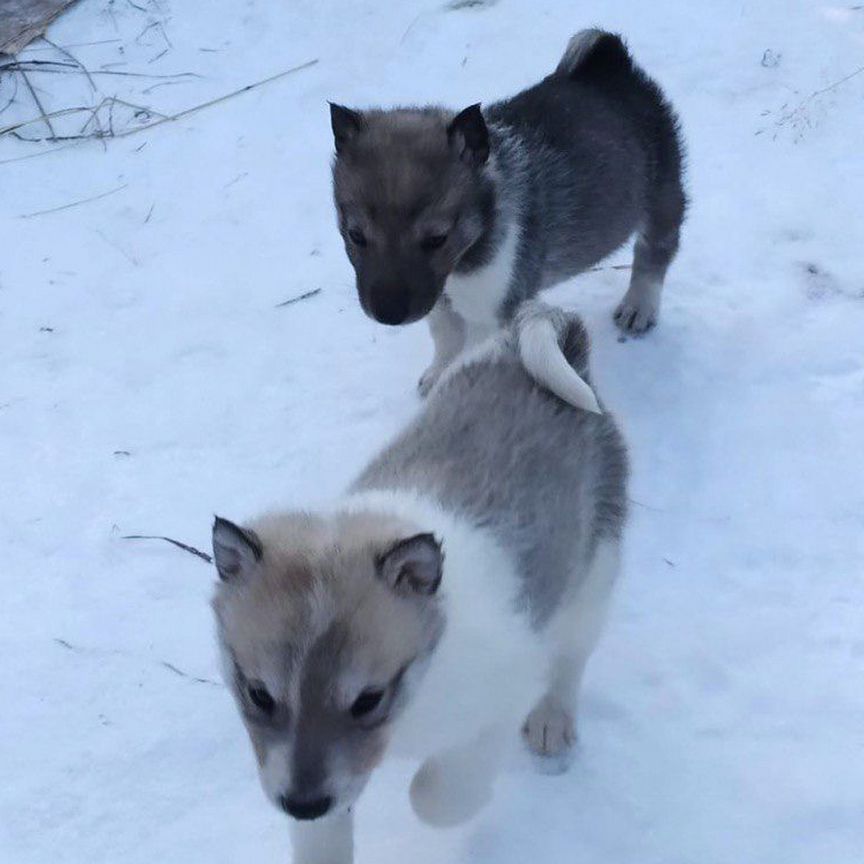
[377,533,443,597]
[212,517,263,582]
[329,102,365,154]
[447,104,489,167]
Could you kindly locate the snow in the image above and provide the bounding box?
[1,0,863,862]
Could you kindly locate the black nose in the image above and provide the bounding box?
[279,795,333,821]
[367,288,410,326]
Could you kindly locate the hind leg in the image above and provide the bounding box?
[615,181,685,334]
[523,540,621,768]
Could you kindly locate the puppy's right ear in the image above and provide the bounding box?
[377,533,443,597]
[447,104,489,167]
[329,103,365,154]
[212,517,263,582]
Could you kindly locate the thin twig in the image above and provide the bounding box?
[0,61,200,81]
[122,534,213,564]
[93,228,139,266]
[20,184,128,218]
[808,64,864,102]
[0,106,98,137]
[1,60,317,141]
[160,662,220,687]
[0,143,76,165]
[41,37,97,92]
[0,59,77,70]
[587,264,632,273]
[19,67,55,138]
[110,59,319,139]
[628,496,666,513]
[20,39,123,53]
[54,638,222,687]
[275,288,322,307]
[0,72,19,114]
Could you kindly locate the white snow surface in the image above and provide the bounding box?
[1,1,863,862]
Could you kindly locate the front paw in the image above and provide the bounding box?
[417,364,444,398]
[522,695,576,775]
[613,291,659,334]
[410,756,492,828]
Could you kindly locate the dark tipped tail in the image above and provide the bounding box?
[555,29,632,81]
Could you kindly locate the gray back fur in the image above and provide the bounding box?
[352,311,628,626]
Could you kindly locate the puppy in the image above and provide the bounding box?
[330,28,686,394]
[212,303,628,863]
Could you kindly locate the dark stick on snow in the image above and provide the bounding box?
[587,263,632,273]
[19,66,55,139]
[160,661,221,687]
[275,287,322,307]
[20,184,129,218]
[122,534,213,564]
[109,59,319,139]
[1,60,317,141]
[40,37,97,92]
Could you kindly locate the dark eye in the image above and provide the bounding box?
[348,227,367,247]
[247,684,275,715]
[421,233,448,252]
[350,689,384,719]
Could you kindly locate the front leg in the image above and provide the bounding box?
[290,809,353,864]
[409,726,506,827]
[418,295,466,397]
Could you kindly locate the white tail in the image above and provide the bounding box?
[517,315,601,414]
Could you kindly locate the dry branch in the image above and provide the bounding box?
[1,58,318,141]
[122,534,213,564]
[275,287,321,307]
[20,182,128,218]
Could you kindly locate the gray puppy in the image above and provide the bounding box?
[331,28,686,393]
[212,303,627,863]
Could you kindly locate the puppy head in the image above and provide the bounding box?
[330,103,495,325]
[211,510,445,821]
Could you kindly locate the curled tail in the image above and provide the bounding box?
[514,302,601,414]
[555,28,632,80]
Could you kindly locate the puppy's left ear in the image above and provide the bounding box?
[212,517,263,582]
[378,533,443,596]
[330,102,365,154]
[447,104,489,168]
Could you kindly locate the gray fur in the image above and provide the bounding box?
[331,29,686,335]
[353,306,628,626]
[212,305,628,843]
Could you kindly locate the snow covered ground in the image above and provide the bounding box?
[1,1,863,862]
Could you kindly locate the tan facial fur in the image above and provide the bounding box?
[212,509,445,818]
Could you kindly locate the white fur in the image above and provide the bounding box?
[614,276,663,333]
[290,809,353,864]
[517,316,602,413]
[341,489,546,759]
[409,723,506,826]
[444,222,520,329]
[429,331,507,397]
[339,489,545,826]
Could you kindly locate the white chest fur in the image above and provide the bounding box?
[445,223,519,329]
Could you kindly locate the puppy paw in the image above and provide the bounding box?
[613,291,659,334]
[410,756,492,827]
[417,364,444,398]
[522,696,576,773]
